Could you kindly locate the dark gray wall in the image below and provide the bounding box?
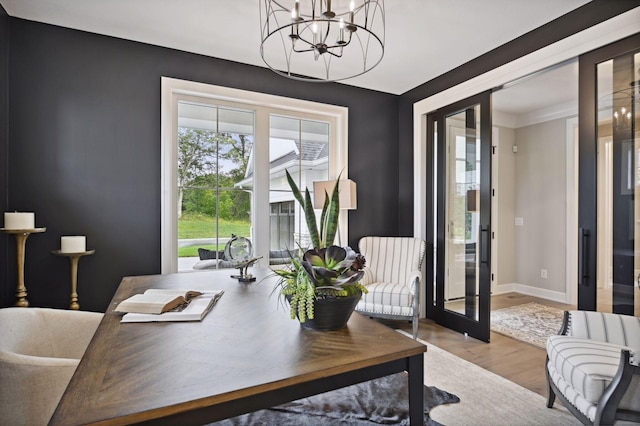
[396,0,640,236]
[3,19,399,310]
[0,5,8,305]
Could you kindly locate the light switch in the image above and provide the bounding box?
[515,217,524,226]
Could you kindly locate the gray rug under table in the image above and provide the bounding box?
[211,372,459,425]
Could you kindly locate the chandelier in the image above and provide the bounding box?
[601,75,639,133]
[260,0,385,82]
[613,79,638,131]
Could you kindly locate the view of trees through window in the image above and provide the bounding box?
[177,102,254,260]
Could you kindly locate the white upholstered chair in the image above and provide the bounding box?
[0,307,103,426]
[546,310,640,425]
[355,236,426,339]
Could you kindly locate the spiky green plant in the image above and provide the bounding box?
[285,169,340,249]
[273,170,367,323]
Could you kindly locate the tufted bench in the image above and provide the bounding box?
[546,310,640,425]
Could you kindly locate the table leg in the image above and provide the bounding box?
[69,255,81,310]
[408,353,424,425]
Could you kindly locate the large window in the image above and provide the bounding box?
[161,78,348,273]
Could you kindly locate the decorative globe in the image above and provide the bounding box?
[224,235,252,262]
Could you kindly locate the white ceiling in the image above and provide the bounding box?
[0,0,591,95]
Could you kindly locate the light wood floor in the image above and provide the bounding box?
[378,293,575,398]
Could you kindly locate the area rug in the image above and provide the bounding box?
[490,302,565,348]
[212,329,580,425]
[212,371,459,425]
[411,333,580,426]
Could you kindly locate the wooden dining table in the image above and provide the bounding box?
[49,268,427,425]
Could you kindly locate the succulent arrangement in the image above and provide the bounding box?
[273,170,367,323]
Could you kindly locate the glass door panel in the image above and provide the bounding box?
[176,102,254,271]
[595,51,640,315]
[444,110,480,317]
[268,115,329,256]
[430,90,491,342]
[629,52,638,317]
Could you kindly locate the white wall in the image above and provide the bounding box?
[494,126,516,289]
[513,118,568,293]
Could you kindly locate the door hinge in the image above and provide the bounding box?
[491,273,495,281]
[492,232,495,239]
[492,189,495,197]
[492,146,496,154]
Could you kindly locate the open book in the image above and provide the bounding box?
[119,290,224,323]
[115,289,206,314]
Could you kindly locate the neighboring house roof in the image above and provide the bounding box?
[237,139,329,188]
[269,140,329,169]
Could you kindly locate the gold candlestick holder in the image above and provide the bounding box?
[52,249,95,310]
[1,227,46,307]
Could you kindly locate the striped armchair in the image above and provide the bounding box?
[355,236,426,339]
[546,310,640,425]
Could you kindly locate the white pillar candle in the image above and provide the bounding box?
[61,236,86,253]
[4,212,35,230]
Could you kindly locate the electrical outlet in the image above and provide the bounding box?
[541,269,548,279]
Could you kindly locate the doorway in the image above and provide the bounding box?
[491,59,579,306]
[415,15,640,338]
[426,61,581,341]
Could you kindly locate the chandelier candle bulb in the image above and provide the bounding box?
[61,236,86,253]
[349,0,354,24]
[292,0,300,20]
[4,212,35,230]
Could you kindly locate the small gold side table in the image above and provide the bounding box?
[52,249,95,310]
[1,227,46,307]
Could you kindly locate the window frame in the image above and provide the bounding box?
[161,77,349,273]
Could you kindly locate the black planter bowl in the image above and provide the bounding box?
[296,292,362,331]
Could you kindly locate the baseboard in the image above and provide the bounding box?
[493,283,571,304]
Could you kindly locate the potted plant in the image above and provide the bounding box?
[273,170,367,330]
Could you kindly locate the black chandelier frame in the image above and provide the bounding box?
[260,0,385,82]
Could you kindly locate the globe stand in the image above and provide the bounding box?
[230,257,262,282]
[224,234,260,283]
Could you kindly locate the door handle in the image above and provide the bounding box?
[578,228,589,286]
[480,225,489,265]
